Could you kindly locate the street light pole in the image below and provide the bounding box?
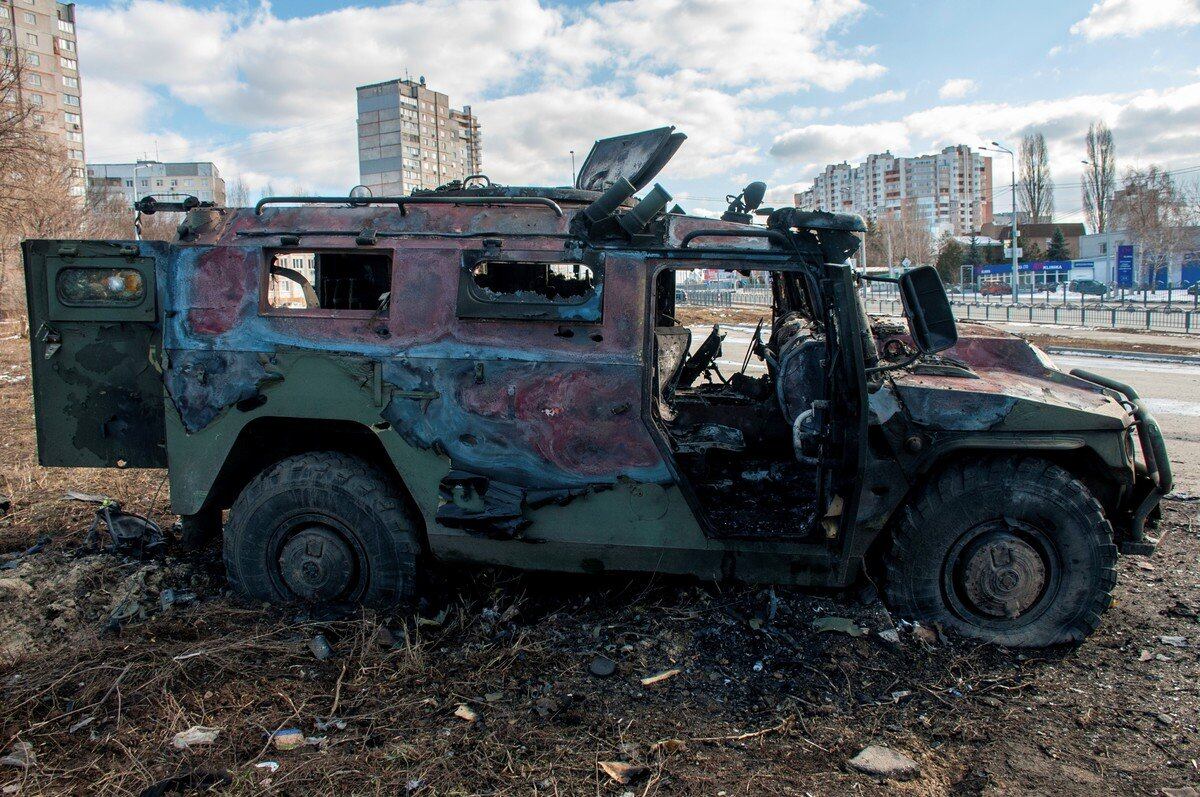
[983,142,1019,303]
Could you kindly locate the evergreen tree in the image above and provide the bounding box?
[934,234,964,284]
[1046,226,1070,261]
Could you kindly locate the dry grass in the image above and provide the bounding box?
[1,334,1199,796]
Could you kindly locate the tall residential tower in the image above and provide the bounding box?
[794,146,993,236]
[356,76,482,196]
[1,0,85,195]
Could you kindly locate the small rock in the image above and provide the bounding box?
[534,697,557,718]
[255,761,280,773]
[172,726,220,750]
[270,729,305,751]
[308,634,332,660]
[877,629,900,644]
[0,741,34,769]
[1160,636,1187,648]
[589,655,617,678]
[454,704,478,722]
[0,578,32,597]
[484,692,503,703]
[978,695,1003,708]
[913,624,939,644]
[848,745,920,780]
[1162,788,1200,797]
[376,626,397,647]
[1138,649,1154,662]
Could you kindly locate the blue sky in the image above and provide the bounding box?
[75,0,1200,224]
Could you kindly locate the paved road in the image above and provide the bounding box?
[696,325,1200,493]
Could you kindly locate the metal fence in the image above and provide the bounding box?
[677,286,1200,334]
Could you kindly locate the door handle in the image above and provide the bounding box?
[36,324,61,359]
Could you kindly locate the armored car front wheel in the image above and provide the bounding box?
[884,457,1117,647]
[223,451,419,607]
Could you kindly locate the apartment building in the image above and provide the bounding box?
[356,76,482,196]
[794,146,993,236]
[1,0,85,195]
[86,160,227,206]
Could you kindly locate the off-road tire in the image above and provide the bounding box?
[224,451,419,607]
[884,457,1117,647]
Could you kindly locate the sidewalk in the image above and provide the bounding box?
[990,322,1200,356]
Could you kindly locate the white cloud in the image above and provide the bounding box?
[78,0,884,193]
[768,122,910,172]
[938,78,978,99]
[842,90,907,111]
[1070,0,1200,40]
[1048,45,1063,57]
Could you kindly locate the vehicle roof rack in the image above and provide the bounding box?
[254,195,564,217]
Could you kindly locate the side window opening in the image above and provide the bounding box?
[457,251,603,322]
[471,261,595,303]
[266,251,391,312]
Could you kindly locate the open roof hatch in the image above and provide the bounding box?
[574,127,687,192]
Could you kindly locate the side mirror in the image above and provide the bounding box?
[898,266,957,354]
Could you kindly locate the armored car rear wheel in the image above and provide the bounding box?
[223,451,419,607]
[884,457,1116,647]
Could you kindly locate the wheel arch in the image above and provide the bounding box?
[861,439,1124,579]
[201,416,430,552]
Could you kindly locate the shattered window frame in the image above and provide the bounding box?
[456,249,604,323]
[261,248,394,320]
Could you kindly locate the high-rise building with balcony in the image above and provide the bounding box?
[356,76,482,196]
[1,0,85,195]
[794,146,993,236]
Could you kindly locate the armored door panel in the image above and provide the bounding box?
[23,239,167,467]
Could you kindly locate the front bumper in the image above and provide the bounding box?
[1071,368,1173,554]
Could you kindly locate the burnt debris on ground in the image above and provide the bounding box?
[0,501,1197,795]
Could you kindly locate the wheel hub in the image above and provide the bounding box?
[278,526,355,601]
[958,532,1047,619]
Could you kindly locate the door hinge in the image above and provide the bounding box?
[36,324,61,359]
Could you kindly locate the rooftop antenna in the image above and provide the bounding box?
[570,150,575,186]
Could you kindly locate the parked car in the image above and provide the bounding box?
[980,282,1010,296]
[1070,279,1110,297]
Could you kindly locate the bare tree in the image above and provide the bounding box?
[1018,132,1054,223]
[1082,121,1116,233]
[1115,166,1192,287]
[226,176,250,208]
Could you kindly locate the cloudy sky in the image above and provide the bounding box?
[76,0,1200,224]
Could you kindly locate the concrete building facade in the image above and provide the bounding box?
[794,146,993,236]
[1,0,85,195]
[86,161,227,206]
[356,76,482,196]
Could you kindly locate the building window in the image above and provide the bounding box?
[26,52,39,66]
[58,38,74,52]
[25,33,37,45]
[67,148,83,160]
[66,130,82,142]
[62,93,79,106]
[62,76,77,88]
[57,19,73,33]
[64,111,80,124]
[27,92,42,105]
[26,73,40,86]
[60,57,76,69]
[22,12,35,24]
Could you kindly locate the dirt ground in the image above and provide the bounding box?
[1,333,1199,796]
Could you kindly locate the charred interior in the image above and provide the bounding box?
[653,267,836,539]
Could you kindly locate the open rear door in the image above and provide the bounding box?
[22,239,167,467]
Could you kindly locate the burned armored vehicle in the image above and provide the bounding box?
[23,128,1170,646]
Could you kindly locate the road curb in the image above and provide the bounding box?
[1045,347,1200,365]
